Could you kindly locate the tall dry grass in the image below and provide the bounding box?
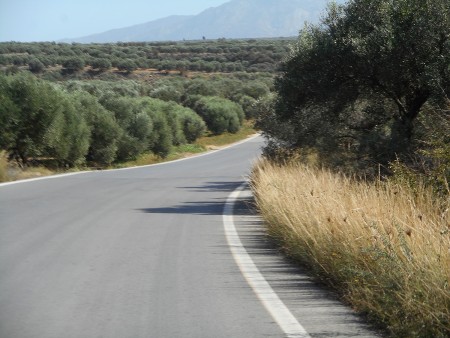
[0,151,9,182]
[251,159,449,337]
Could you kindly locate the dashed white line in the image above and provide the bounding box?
[223,182,311,338]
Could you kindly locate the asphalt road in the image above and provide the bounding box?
[0,135,380,338]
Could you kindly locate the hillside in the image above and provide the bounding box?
[66,0,335,43]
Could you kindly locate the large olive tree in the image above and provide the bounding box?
[263,0,450,167]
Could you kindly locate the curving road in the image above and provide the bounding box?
[0,135,380,338]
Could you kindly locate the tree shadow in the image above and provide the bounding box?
[136,180,255,216]
[138,201,225,216]
[178,180,245,192]
[137,196,253,216]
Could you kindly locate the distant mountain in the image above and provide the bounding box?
[66,0,335,43]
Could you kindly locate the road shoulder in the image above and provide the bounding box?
[227,184,383,337]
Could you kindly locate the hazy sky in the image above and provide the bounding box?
[0,0,229,42]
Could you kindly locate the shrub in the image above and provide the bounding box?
[116,59,137,73]
[0,78,19,151]
[184,79,218,97]
[28,58,45,73]
[149,84,182,103]
[238,95,257,119]
[43,93,90,166]
[193,96,244,134]
[176,108,206,143]
[90,58,112,72]
[72,91,121,165]
[62,57,85,74]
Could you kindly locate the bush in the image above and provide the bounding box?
[72,91,121,165]
[104,97,154,161]
[391,106,450,198]
[238,95,257,119]
[62,57,85,74]
[176,108,206,143]
[193,96,244,134]
[43,93,90,166]
[184,79,218,97]
[148,109,173,157]
[0,78,19,151]
[90,58,112,72]
[0,73,92,167]
[28,58,45,73]
[116,59,137,73]
[149,85,182,103]
[2,73,66,163]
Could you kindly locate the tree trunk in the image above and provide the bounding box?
[390,90,429,156]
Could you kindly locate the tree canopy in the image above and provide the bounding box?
[261,0,450,169]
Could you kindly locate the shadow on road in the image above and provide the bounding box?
[137,181,382,337]
[137,180,253,216]
[178,180,245,192]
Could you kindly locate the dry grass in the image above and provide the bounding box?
[0,151,9,182]
[195,120,257,148]
[251,159,449,337]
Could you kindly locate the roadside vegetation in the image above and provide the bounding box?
[2,2,449,336]
[253,0,449,337]
[252,161,449,337]
[0,38,284,182]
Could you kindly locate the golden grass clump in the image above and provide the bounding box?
[251,159,449,337]
[0,151,8,182]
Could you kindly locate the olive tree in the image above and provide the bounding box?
[193,96,244,134]
[267,0,450,167]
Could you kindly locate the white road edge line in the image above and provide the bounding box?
[0,171,89,187]
[0,134,260,188]
[223,182,311,338]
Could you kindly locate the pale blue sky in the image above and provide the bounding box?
[0,0,229,42]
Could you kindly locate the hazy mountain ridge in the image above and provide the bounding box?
[66,0,333,43]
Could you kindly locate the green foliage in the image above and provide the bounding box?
[70,91,121,165]
[0,39,271,169]
[391,106,450,197]
[101,96,205,159]
[116,59,137,73]
[147,109,173,158]
[28,58,45,73]
[66,79,141,99]
[184,79,219,97]
[241,82,270,100]
[238,95,257,119]
[101,96,152,161]
[0,39,292,76]
[2,73,63,163]
[90,58,112,72]
[264,0,450,173]
[43,93,90,166]
[62,57,85,74]
[0,77,19,151]
[149,84,183,103]
[0,73,91,166]
[193,96,244,134]
[176,108,207,143]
